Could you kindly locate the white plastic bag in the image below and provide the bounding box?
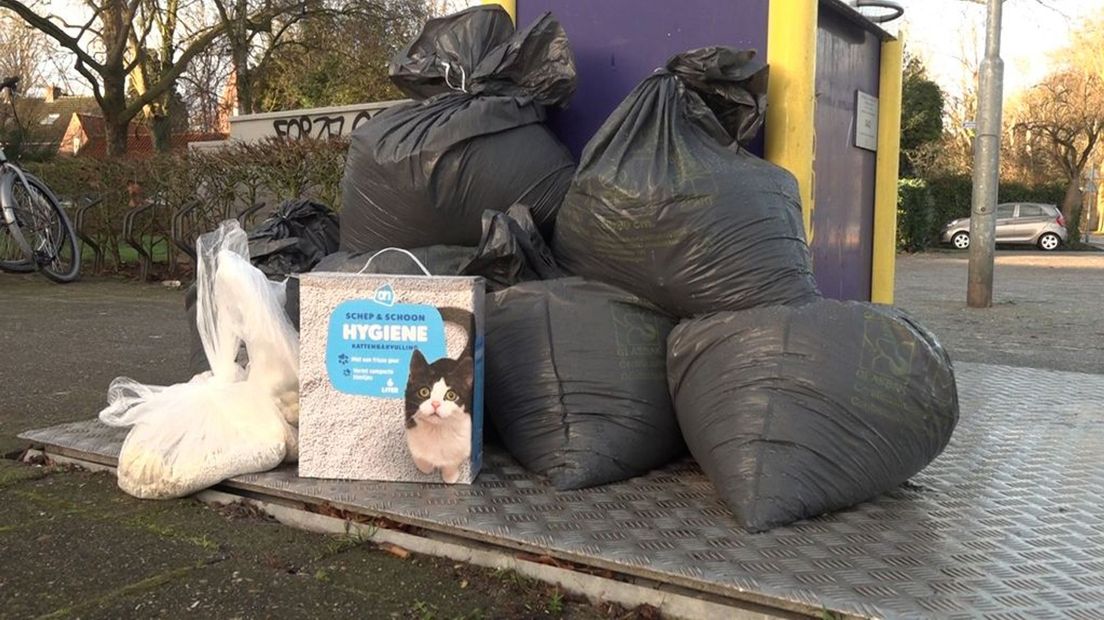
[99,221,300,499]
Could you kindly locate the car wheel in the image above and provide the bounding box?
[1038,233,1061,251]
[951,232,970,250]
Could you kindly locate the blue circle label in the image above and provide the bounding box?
[326,298,446,398]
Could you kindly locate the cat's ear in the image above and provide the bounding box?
[409,349,428,372]
[453,355,474,392]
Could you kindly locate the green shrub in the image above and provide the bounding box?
[897,178,933,252]
[913,174,1067,248]
[24,136,349,275]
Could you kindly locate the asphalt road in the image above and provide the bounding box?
[894,250,1104,374]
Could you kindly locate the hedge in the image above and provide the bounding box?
[25,137,348,274]
[897,178,932,252]
[899,175,1067,250]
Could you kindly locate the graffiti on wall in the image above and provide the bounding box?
[271,109,382,140]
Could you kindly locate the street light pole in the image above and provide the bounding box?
[966,0,1004,308]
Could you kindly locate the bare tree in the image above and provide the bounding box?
[0,0,285,155]
[211,0,307,115]
[939,14,983,175]
[1012,70,1104,241]
[209,0,431,115]
[0,9,56,94]
[127,0,185,151]
[1006,12,1104,241]
[179,39,234,132]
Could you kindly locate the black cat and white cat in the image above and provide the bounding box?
[403,308,474,484]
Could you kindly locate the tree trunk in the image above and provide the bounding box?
[1062,178,1083,245]
[105,117,130,158]
[150,113,172,153]
[233,55,254,114]
[102,69,130,157]
[236,72,254,115]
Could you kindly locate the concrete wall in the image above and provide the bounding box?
[227,100,405,142]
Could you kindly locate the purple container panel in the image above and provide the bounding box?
[517,0,769,158]
[811,8,880,301]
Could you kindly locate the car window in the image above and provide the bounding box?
[996,204,1016,219]
[1018,204,1045,218]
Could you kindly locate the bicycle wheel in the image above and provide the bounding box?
[1,171,80,283]
[0,171,36,273]
[0,221,34,272]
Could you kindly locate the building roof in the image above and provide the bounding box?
[66,113,228,158]
[3,94,99,154]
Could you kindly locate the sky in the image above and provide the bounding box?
[896,0,1104,98]
[36,0,1103,102]
[459,0,1098,101]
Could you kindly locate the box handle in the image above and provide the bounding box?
[356,247,432,276]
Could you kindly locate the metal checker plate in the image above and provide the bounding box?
[20,362,1104,619]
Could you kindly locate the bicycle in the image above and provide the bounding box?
[0,76,81,283]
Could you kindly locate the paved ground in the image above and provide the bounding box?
[1,250,1101,618]
[0,274,640,619]
[895,250,1104,374]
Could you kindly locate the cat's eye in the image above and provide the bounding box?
[445,390,458,401]
[417,387,430,398]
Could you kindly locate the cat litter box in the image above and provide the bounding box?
[298,254,484,484]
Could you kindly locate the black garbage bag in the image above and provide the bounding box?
[341,5,576,252]
[553,47,820,318]
[667,300,960,532]
[460,205,565,289]
[247,200,339,277]
[318,206,562,292]
[486,278,685,489]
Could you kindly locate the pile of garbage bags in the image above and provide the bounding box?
[102,5,958,532]
[340,6,575,251]
[554,48,821,316]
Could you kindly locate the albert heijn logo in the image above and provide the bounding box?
[373,283,397,307]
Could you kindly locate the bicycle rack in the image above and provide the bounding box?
[170,199,201,263]
[73,196,105,274]
[122,200,158,281]
[236,201,266,227]
[170,201,267,265]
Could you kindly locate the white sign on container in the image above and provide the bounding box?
[855,90,880,152]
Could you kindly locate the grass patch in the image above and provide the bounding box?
[10,488,91,515]
[0,462,49,488]
[316,531,370,560]
[81,236,171,263]
[411,600,438,620]
[547,589,565,616]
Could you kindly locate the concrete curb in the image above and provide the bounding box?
[24,450,798,620]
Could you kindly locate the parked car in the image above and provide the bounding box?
[941,202,1067,251]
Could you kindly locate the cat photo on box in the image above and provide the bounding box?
[404,309,474,483]
[298,262,484,485]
